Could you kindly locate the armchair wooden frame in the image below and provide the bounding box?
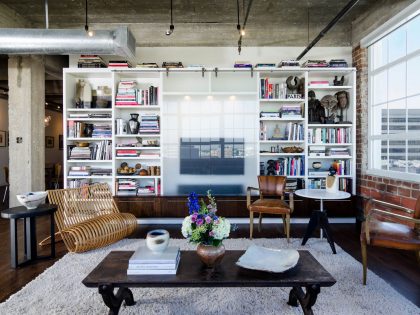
[246,177,294,242]
[361,198,420,285]
[47,183,138,253]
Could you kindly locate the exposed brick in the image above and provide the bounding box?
[412,183,420,190]
[386,185,398,194]
[383,194,401,206]
[375,183,386,191]
[397,187,411,197]
[400,197,417,209]
[411,189,420,199]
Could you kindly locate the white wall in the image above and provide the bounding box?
[45,109,63,166]
[0,98,8,185]
[69,46,352,67]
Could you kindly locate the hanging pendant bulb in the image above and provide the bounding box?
[166,0,174,36]
[84,0,94,37]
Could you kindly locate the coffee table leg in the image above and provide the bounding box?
[98,284,136,315]
[288,284,320,315]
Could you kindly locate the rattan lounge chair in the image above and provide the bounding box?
[47,183,137,253]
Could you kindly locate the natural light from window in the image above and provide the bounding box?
[368,13,420,181]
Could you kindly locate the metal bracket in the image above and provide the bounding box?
[250,66,254,78]
[202,67,206,78]
[166,67,169,77]
[214,67,218,78]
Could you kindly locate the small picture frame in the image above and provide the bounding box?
[59,134,63,150]
[0,130,6,147]
[46,136,54,148]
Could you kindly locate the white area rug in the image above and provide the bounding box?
[1,238,418,315]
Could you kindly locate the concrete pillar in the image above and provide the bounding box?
[8,55,45,206]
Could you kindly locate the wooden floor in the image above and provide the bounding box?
[0,213,419,307]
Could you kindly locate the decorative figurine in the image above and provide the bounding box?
[308,90,325,124]
[74,79,92,108]
[271,124,282,140]
[266,160,276,175]
[333,76,345,86]
[326,166,338,194]
[320,95,338,124]
[335,91,350,123]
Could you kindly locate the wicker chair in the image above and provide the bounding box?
[47,183,137,253]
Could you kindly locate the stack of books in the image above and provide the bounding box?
[278,60,300,68]
[108,60,132,68]
[77,55,106,68]
[127,246,180,275]
[117,179,138,196]
[116,149,138,157]
[234,61,252,68]
[90,168,112,176]
[309,145,326,157]
[140,114,160,133]
[281,104,302,118]
[260,111,280,118]
[326,147,350,157]
[92,123,112,138]
[137,185,156,196]
[302,60,328,68]
[329,59,348,68]
[68,146,91,160]
[116,81,138,106]
[255,63,276,68]
[136,63,159,68]
[162,62,183,68]
[68,166,90,176]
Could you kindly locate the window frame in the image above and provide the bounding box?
[367,14,420,182]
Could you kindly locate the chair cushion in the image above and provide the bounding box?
[361,219,420,250]
[249,198,291,215]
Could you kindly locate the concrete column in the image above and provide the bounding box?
[8,55,45,206]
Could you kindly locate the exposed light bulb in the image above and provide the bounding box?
[166,25,174,36]
[87,30,95,37]
[241,29,245,36]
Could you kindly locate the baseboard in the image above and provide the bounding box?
[137,217,356,225]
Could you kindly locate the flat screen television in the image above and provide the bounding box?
[180,138,244,175]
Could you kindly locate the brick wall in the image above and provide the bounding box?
[353,45,419,210]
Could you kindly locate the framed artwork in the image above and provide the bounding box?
[46,136,54,148]
[0,130,6,147]
[59,134,63,150]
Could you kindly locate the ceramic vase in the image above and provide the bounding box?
[196,243,225,268]
[146,229,169,253]
[128,113,140,134]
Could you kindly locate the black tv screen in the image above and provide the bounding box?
[180,138,244,175]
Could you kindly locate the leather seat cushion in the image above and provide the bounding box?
[249,199,291,215]
[361,219,420,250]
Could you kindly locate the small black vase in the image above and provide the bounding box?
[128,114,140,134]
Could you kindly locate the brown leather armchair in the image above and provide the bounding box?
[360,197,420,285]
[247,176,294,242]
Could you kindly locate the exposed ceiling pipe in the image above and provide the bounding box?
[0,27,136,61]
[296,0,360,61]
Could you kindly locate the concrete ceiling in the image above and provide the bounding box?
[2,0,378,47]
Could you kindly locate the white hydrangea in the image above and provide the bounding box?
[181,216,193,238]
[212,218,231,240]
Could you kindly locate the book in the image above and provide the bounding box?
[128,254,180,270]
[129,246,180,264]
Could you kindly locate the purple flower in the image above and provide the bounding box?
[205,216,212,224]
[191,213,198,223]
[196,218,204,226]
[209,231,215,237]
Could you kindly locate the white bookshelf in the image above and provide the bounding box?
[63,67,356,196]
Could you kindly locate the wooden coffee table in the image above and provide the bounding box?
[83,250,336,315]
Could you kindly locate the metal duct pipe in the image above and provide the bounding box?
[0,27,136,60]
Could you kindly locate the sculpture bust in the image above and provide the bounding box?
[308,90,325,123]
[272,124,282,139]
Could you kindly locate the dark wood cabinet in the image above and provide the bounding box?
[114,195,356,218]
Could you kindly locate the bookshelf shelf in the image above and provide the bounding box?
[308,124,353,128]
[307,85,352,90]
[259,99,304,103]
[67,108,112,112]
[308,143,353,146]
[115,106,161,109]
[115,175,161,179]
[67,118,112,122]
[67,176,113,179]
[259,117,304,122]
[67,160,112,163]
[259,153,305,156]
[115,146,161,150]
[67,137,111,141]
[115,134,161,138]
[260,140,305,144]
[115,156,161,160]
[307,156,352,159]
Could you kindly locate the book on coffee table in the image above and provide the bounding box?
[127,246,180,275]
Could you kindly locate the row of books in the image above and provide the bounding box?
[92,123,112,138]
[307,178,352,192]
[68,141,112,160]
[285,123,304,141]
[127,246,180,275]
[140,114,160,133]
[68,113,111,119]
[260,78,288,99]
[77,55,106,68]
[302,59,348,68]
[108,60,132,68]
[281,104,302,118]
[309,146,350,157]
[67,121,112,139]
[261,157,305,176]
[308,128,351,144]
[67,179,91,188]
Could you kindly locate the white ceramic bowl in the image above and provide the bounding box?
[16,191,48,209]
[146,229,170,253]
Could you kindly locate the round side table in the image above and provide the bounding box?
[295,189,351,254]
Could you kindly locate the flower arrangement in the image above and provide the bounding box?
[181,191,231,247]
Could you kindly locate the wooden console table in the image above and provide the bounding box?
[83,250,336,315]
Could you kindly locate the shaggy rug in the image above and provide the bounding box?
[0,238,418,315]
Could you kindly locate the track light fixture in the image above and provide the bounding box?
[85,0,94,37]
[166,0,175,36]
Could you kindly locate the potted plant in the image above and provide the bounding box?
[181,191,231,268]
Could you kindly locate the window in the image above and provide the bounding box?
[368,13,420,181]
